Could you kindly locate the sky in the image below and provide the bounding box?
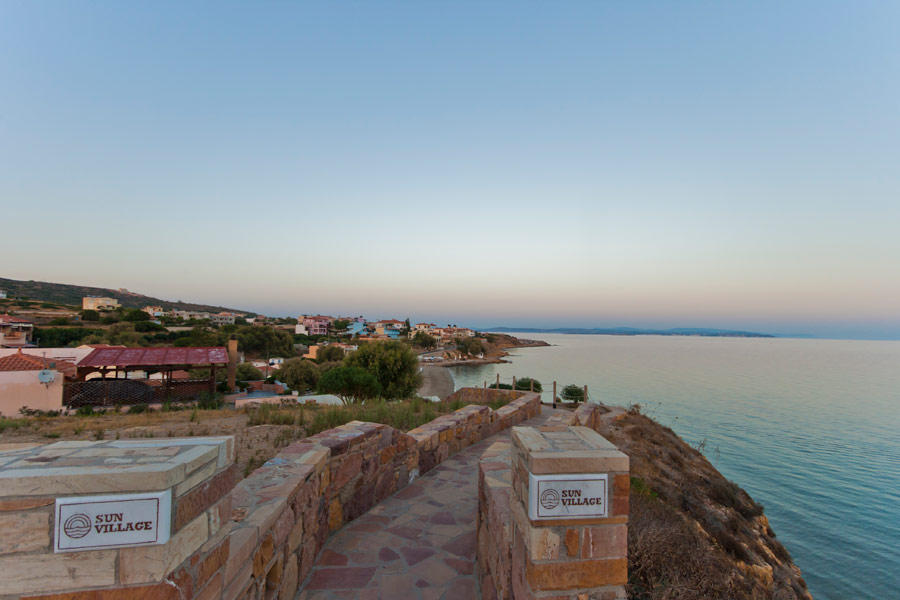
[2,1,899,339]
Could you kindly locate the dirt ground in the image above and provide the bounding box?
[0,408,305,479]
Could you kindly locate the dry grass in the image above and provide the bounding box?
[596,411,812,600]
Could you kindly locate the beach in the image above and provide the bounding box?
[417,364,454,399]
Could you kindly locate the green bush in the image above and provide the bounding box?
[515,377,542,392]
[318,366,379,404]
[560,384,585,404]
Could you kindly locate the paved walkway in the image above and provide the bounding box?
[296,409,566,600]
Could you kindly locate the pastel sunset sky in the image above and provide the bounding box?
[2,2,899,339]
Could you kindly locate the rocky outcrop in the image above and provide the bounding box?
[596,407,812,600]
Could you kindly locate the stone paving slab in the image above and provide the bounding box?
[297,408,566,600]
[0,437,234,496]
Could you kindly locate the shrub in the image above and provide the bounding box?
[514,377,542,392]
[560,384,584,404]
[276,358,320,392]
[317,366,379,404]
[488,382,513,390]
[197,392,224,410]
[128,404,149,414]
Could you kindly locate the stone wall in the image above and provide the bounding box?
[408,392,540,475]
[442,387,525,407]
[215,391,540,600]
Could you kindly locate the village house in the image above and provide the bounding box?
[142,305,164,317]
[0,289,6,299]
[302,315,334,336]
[0,349,77,415]
[0,314,34,348]
[82,296,120,311]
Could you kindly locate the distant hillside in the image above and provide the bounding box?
[490,326,776,338]
[0,277,254,316]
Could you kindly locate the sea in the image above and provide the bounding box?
[448,334,900,599]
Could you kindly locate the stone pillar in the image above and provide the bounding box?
[0,436,235,598]
[509,426,629,599]
[227,337,239,391]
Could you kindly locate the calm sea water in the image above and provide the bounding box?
[449,334,900,599]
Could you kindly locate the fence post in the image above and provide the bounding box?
[552,381,557,408]
[584,384,588,404]
[496,373,500,388]
[512,376,516,391]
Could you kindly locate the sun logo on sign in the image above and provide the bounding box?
[63,514,92,539]
[540,489,560,510]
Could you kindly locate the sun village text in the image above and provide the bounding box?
[560,489,602,506]
[93,513,154,534]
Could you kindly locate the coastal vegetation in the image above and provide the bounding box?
[596,408,811,599]
[560,384,585,404]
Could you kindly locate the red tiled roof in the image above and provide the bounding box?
[78,346,229,368]
[0,350,77,378]
[0,314,32,324]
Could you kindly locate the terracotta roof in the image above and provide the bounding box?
[0,350,77,378]
[78,346,229,368]
[0,314,32,324]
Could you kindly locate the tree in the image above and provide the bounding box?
[236,325,295,358]
[80,309,100,322]
[456,337,484,356]
[48,317,70,326]
[332,319,350,333]
[236,363,264,381]
[515,377,543,392]
[122,309,151,322]
[317,344,345,363]
[345,340,422,400]
[318,366,379,404]
[560,384,584,404]
[402,318,411,336]
[276,358,320,392]
[413,331,437,349]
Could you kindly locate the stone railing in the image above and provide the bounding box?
[477,403,629,599]
[218,391,540,600]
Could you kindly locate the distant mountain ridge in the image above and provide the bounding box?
[0,277,254,316]
[489,326,777,338]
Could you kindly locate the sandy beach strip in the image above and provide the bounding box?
[418,364,455,399]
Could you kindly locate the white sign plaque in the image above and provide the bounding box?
[55,490,172,552]
[528,473,608,520]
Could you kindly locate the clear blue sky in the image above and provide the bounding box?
[2,1,899,339]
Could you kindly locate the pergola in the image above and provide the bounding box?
[75,346,229,396]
